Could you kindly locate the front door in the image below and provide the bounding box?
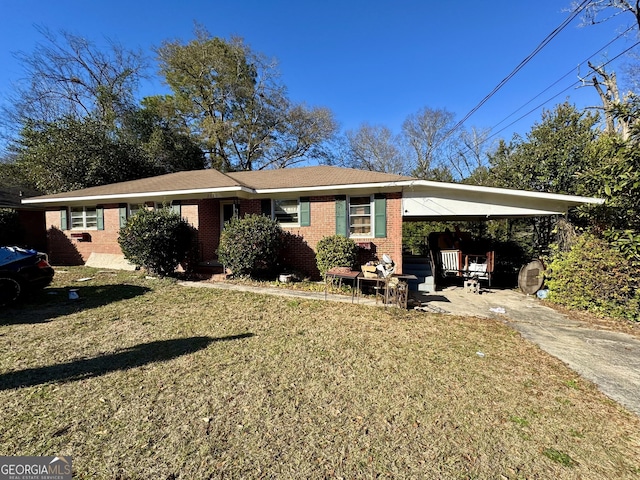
[220,201,238,231]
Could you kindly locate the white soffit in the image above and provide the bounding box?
[402,185,604,219]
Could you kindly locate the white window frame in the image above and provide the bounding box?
[272,198,300,226]
[70,206,98,230]
[128,203,147,217]
[348,195,373,237]
[220,201,239,231]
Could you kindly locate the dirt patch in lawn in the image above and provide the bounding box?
[0,267,639,479]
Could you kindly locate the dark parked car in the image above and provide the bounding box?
[0,246,55,307]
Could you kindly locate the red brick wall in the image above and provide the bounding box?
[219,194,403,278]
[44,193,405,276]
[180,202,199,229]
[45,205,122,265]
[197,199,220,261]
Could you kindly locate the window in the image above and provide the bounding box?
[273,199,299,225]
[70,207,98,229]
[349,196,372,236]
[128,203,145,217]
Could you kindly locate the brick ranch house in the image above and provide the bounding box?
[22,166,603,279]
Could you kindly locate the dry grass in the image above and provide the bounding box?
[1,267,639,479]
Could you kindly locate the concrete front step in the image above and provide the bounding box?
[403,256,435,292]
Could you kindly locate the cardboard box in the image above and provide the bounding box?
[361,265,378,278]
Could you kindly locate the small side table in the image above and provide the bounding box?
[357,276,388,304]
[358,274,418,307]
[325,269,361,303]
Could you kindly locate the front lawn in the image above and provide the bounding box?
[1,267,639,478]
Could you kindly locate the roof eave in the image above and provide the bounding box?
[21,186,252,206]
[403,180,605,205]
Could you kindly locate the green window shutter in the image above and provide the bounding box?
[374,194,386,238]
[60,208,68,231]
[261,199,272,217]
[119,204,128,228]
[300,197,310,226]
[96,206,104,230]
[171,200,181,216]
[335,195,347,236]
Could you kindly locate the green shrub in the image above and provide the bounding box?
[118,207,196,277]
[315,235,358,276]
[0,209,24,246]
[546,233,639,321]
[217,214,283,277]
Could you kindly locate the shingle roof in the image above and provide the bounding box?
[0,186,43,209]
[28,169,243,200]
[25,166,412,202]
[227,166,412,190]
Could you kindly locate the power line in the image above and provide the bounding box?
[482,27,638,144]
[447,39,640,177]
[489,24,635,133]
[443,0,593,140]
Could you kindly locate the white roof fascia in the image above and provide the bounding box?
[22,186,251,205]
[401,180,605,205]
[258,180,604,206]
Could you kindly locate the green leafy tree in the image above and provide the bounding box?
[578,133,640,233]
[577,109,640,262]
[154,27,337,171]
[118,207,197,277]
[217,214,283,277]
[120,103,206,174]
[490,102,599,194]
[9,117,155,194]
[488,102,600,254]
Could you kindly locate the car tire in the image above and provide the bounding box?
[0,276,21,307]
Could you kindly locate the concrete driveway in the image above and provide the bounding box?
[421,286,640,417]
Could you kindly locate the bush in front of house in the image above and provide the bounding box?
[217,214,283,277]
[315,235,358,276]
[545,233,639,321]
[118,207,196,277]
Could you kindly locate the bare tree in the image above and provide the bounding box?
[342,123,406,174]
[4,26,147,127]
[578,60,639,139]
[401,107,456,179]
[446,127,493,181]
[574,1,640,140]
[576,0,640,29]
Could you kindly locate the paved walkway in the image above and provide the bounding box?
[179,280,640,417]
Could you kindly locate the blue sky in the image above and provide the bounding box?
[1,0,637,146]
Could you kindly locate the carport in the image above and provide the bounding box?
[395,180,605,293]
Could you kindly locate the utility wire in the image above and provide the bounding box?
[443,0,592,140]
[444,38,640,180]
[489,24,635,133]
[484,38,640,144]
